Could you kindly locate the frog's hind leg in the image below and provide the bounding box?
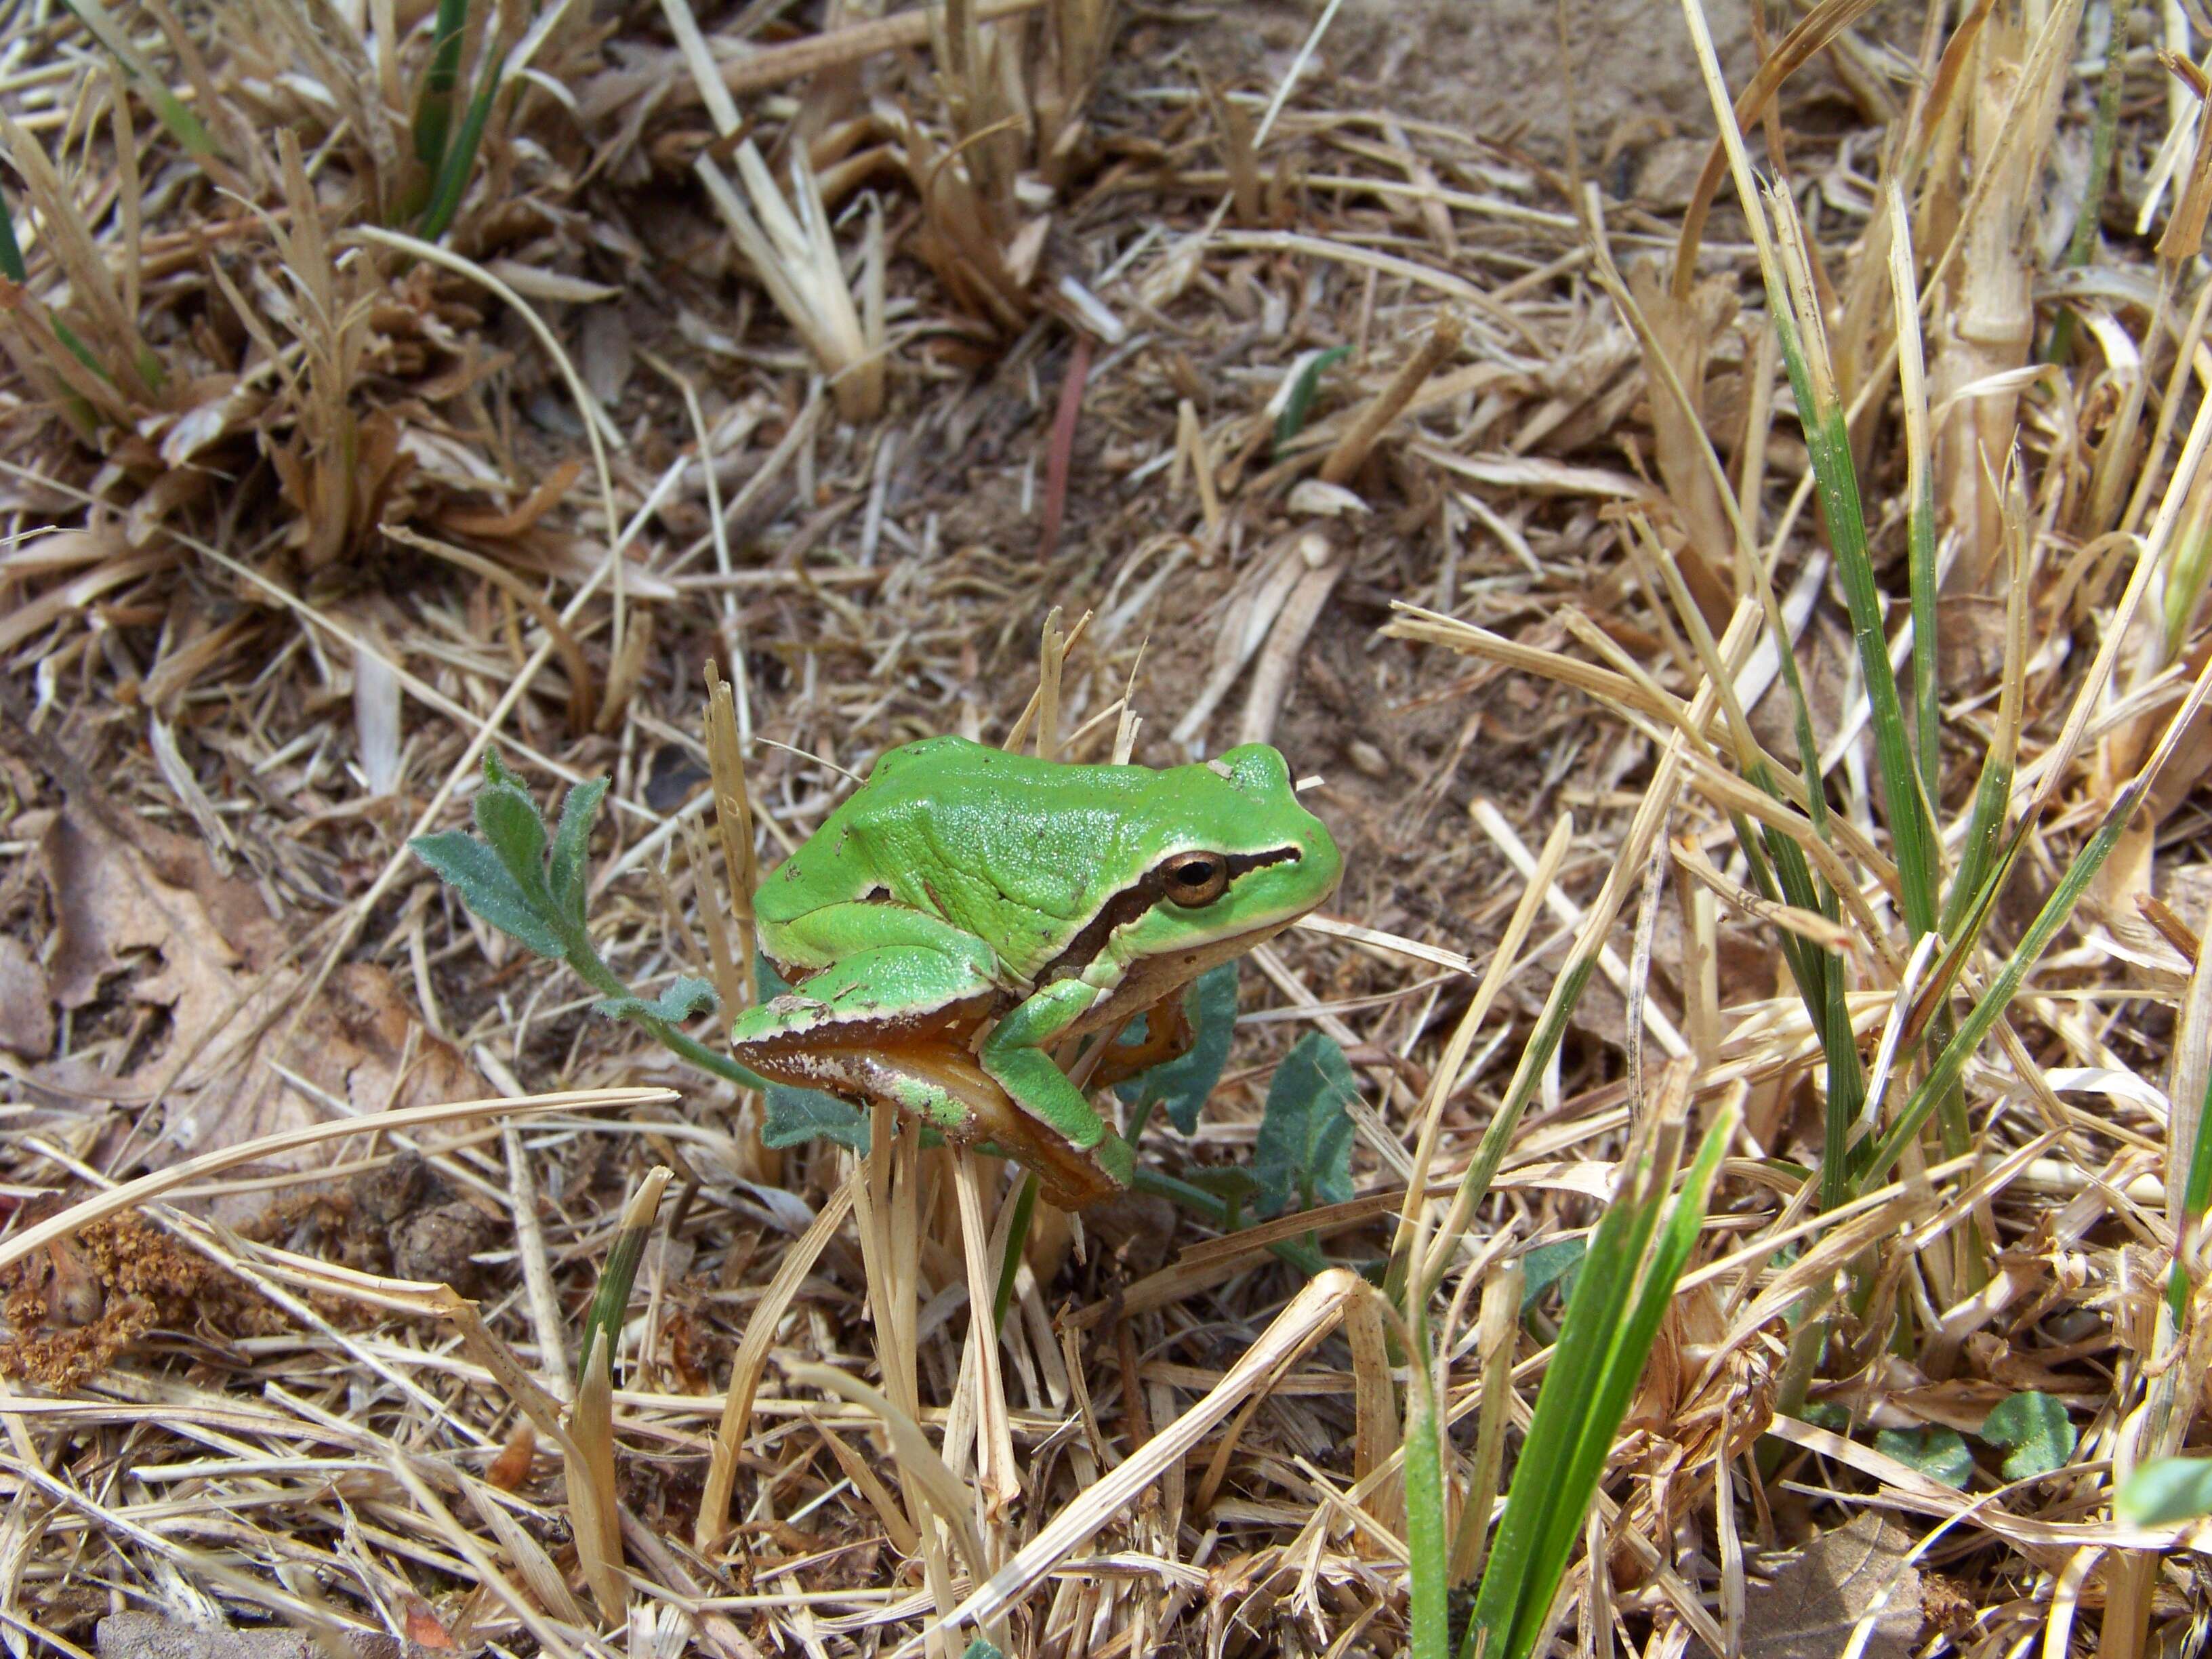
[727,939,998,1136]
[726,944,1113,1208]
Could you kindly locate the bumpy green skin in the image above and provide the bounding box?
[731,735,1342,1207]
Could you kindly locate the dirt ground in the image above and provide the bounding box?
[3,0,2203,1654]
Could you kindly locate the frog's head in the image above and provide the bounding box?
[1107,743,1343,964]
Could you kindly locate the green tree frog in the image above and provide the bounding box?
[731,735,1342,1209]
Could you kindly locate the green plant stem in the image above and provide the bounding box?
[1130,1168,1332,1275]
[1762,1298,1832,1473]
[552,918,769,1090]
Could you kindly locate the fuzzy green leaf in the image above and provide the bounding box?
[760,1086,869,1151]
[1252,1032,1357,1218]
[596,975,719,1026]
[474,752,551,902]
[409,830,563,958]
[754,952,796,999]
[1116,962,1240,1134]
[1980,1391,2076,1481]
[1516,1237,1586,1313]
[1875,1425,1973,1489]
[550,777,609,924]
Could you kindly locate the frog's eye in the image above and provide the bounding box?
[1161,852,1229,906]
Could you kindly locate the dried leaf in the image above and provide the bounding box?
[1742,1512,1924,1659]
[0,937,54,1058]
[38,808,472,1218]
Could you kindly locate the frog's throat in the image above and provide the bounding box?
[1056,912,1303,1045]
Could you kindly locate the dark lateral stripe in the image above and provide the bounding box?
[1039,844,1302,982]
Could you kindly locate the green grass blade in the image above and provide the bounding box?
[413,0,472,171]
[2170,1065,2212,1326]
[1864,776,2142,1179]
[1885,179,1940,804]
[0,183,110,388]
[1422,950,1601,1299]
[417,42,504,241]
[1467,1204,1646,1659]
[1488,1196,1664,1650]
[1630,518,1865,1155]
[2046,2,2129,365]
[0,184,24,283]
[1941,739,2017,941]
[1936,541,2024,948]
[991,1175,1038,1332]
[1766,197,1940,941]
[575,1166,670,1386]
[1528,1109,1733,1626]
[1723,806,1865,1207]
[58,0,218,161]
[1467,1105,1732,1659]
[1274,345,1348,455]
[1907,461,1938,792]
[1405,1300,1450,1659]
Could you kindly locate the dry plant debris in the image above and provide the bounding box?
[6,0,2212,1655]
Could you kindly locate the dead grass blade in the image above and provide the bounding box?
[0,1088,674,1275]
[696,1172,858,1552]
[905,1270,1368,1654]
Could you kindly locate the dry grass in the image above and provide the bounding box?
[6,0,2212,1655]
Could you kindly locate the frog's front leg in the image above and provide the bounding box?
[977,978,1137,1201]
[731,905,1131,1208]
